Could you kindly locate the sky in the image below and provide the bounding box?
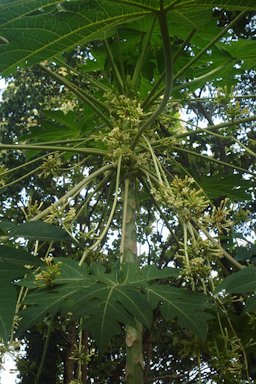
[0,354,17,384]
[0,78,6,101]
[0,78,6,89]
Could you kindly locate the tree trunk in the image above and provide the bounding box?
[121,178,144,384]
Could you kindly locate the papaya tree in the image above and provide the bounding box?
[0,1,256,383]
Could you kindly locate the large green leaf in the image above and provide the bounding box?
[147,285,211,339]
[0,0,149,75]
[218,40,256,69]
[0,245,43,267]
[0,1,256,76]
[18,259,211,346]
[18,260,152,347]
[217,267,256,293]
[23,109,94,142]
[235,244,256,262]
[197,174,254,201]
[0,260,28,344]
[8,221,72,241]
[0,284,17,345]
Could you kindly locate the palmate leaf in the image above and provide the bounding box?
[197,174,254,202]
[147,285,211,339]
[0,283,17,345]
[24,109,96,143]
[0,1,256,76]
[0,0,150,76]
[18,259,211,347]
[0,245,43,267]
[8,221,72,242]
[218,40,256,70]
[18,260,152,347]
[217,267,256,293]
[0,246,43,343]
[0,261,27,344]
[81,284,152,347]
[216,268,256,315]
[236,244,256,262]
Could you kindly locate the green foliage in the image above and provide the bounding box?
[17,259,210,347]
[217,267,256,293]
[1,221,73,242]
[0,0,256,382]
[198,174,254,201]
[0,245,43,267]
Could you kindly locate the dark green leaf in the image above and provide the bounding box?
[0,245,43,267]
[0,285,16,344]
[217,268,256,293]
[0,260,28,344]
[9,221,72,242]
[121,263,179,285]
[198,174,253,201]
[18,260,211,346]
[236,245,256,262]
[147,285,211,339]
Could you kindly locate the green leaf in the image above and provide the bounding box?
[18,259,211,345]
[0,1,149,76]
[1,1,256,76]
[147,285,211,339]
[19,260,152,347]
[244,296,256,313]
[121,262,179,285]
[8,221,72,242]
[24,109,93,143]
[0,284,16,344]
[197,174,253,201]
[82,284,152,347]
[0,245,43,267]
[217,268,256,293]
[0,260,28,344]
[0,261,27,284]
[0,221,16,234]
[235,244,256,262]
[218,40,256,69]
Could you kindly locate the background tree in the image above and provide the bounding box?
[0,1,256,383]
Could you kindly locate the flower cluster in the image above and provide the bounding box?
[39,153,62,178]
[203,198,233,234]
[101,125,150,166]
[177,238,222,262]
[59,99,77,114]
[209,336,244,381]
[102,126,131,150]
[106,93,144,125]
[172,332,201,358]
[182,256,211,279]
[151,176,209,219]
[215,86,249,119]
[21,199,44,220]
[70,344,94,365]
[34,257,62,287]
[176,238,222,281]
[45,205,76,232]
